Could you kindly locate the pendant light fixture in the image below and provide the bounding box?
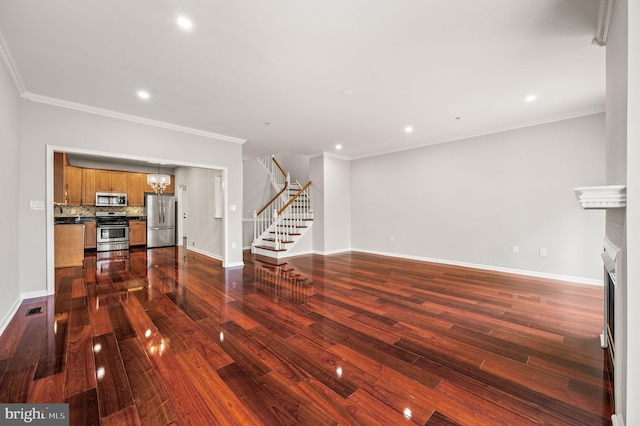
[147,164,171,194]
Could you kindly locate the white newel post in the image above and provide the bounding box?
[252,210,257,245]
[273,209,280,250]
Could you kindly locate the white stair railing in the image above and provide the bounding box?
[257,155,287,192]
[253,156,313,254]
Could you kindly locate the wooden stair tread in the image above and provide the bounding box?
[262,238,294,244]
[255,245,288,252]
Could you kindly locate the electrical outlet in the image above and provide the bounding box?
[512,245,519,254]
[539,248,547,257]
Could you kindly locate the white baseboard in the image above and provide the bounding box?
[0,297,22,337]
[186,246,222,261]
[313,248,352,256]
[350,248,602,286]
[22,289,52,299]
[611,414,624,426]
[1,290,53,337]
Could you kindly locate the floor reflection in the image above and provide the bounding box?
[252,258,313,305]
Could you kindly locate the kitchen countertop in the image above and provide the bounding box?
[54,217,95,224]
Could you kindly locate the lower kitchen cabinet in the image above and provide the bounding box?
[84,221,96,249]
[55,224,85,268]
[129,220,147,246]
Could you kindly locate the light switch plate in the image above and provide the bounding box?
[30,200,45,210]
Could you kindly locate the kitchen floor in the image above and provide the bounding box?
[0,247,614,425]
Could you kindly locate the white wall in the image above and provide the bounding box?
[276,152,310,184]
[309,153,352,254]
[310,156,325,252]
[351,114,606,282]
[242,158,273,248]
[322,155,351,253]
[605,0,629,419]
[177,167,224,259]
[608,0,640,423]
[0,55,21,333]
[626,2,640,423]
[17,100,244,298]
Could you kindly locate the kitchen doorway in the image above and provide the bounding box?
[177,184,189,245]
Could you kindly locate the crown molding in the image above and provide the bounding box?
[0,29,26,96]
[351,106,606,160]
[308,151,351,161]
[22,92,246,143]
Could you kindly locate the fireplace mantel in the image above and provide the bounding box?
[574,185,626,209]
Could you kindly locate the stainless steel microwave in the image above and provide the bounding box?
[95,192,127,207]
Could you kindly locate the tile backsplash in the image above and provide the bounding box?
[54,205,145,218]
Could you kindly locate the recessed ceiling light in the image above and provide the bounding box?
[526,94,537,102]
[404,126,414,134]
[341,89,353,96]
[137,90,151,100]
[177,15,193,30]
[335,144,343,150]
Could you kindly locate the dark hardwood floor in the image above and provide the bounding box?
[0,247,614,425]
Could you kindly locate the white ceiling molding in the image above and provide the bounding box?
[0,29,26,96]
[22,92,246,144]
[308,151,351,161]
[592,0,613,46]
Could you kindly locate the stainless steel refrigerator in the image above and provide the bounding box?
[145,193,176,248]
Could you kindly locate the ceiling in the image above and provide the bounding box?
[0,0,605,161]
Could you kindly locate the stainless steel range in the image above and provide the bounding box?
[96,211,129,252]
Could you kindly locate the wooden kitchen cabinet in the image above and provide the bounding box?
[127,173,146,206]
[55,224,85,267]
[54,152,66,204]
[82,168,96,205]
[96,170,128,193]
[64,166,83,204]
[164,175,175,194]
[129,220,147,246]
[54,152,82,204]
[84,221,96,249]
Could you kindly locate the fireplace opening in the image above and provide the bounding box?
[605,269,615,382]
[600,236,620,389]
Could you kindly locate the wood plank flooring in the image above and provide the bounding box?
[0,247,614,425]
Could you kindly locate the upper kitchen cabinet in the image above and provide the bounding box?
[96,170,127,193]
[127,173,146,206]
[54,152,66,203]
[165,175,175,194]
[82,168,96,205]
[54,152,82,204]
[65,166,83,204]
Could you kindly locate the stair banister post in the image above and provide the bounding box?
[273,209,280,250]
[253,210,257,244]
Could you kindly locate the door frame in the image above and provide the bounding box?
[46,145,229,294]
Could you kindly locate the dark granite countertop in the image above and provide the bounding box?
[54,217,96,224]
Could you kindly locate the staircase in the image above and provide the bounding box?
[251,156,313,259]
